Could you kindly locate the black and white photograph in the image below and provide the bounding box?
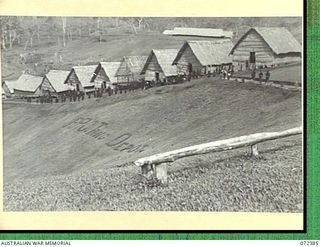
[1,16,303,213]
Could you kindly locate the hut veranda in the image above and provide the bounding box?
[172,40,234,76]
[140,49,178,83]
[229,27,301,70]
[64,65,97,93]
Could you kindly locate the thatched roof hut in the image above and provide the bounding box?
[115,56,148,84]
[92,62,121,89]
[39,70,70,95]
[11,74,43,97]
[65,65,97,92]
[229,27,301,67]
[172,40,233,75]
[2,79,20,95]
[141,49,178,82]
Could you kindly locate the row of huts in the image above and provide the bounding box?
[2,27,301,98]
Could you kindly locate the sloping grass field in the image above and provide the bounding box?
[3,77,303,211]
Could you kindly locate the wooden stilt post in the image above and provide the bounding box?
[155,163,168,185]
[141,164,154,180]
[251,144,259,157]
[141,163,168,184]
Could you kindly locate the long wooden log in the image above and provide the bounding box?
[134,127,302,167]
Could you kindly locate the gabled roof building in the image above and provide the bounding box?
[141,49,178,82]
[229,27,301,68]
[65,65,97,92]
[39,70,70,95]
[172,40,233,75]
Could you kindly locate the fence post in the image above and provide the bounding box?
[155,163,168,184]
[251,144,259,157]
[141,163,168,184]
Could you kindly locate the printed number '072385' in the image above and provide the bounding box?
[300,241,319,246]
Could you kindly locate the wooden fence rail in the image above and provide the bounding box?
[134,127,302,184]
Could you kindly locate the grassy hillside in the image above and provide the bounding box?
[3,77,303,212]
[3,78,302,183]
[4,138,302,212]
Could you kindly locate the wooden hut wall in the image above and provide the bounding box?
[116,61,133,83]
[35,87,43,96]
[14,89,38,98]
[99,69,116,89]
[95,65,108,83]
[144,70,165,81]
[232,30,275,66]
[93,65,108,88]
[176,45,203,75]
[66,70,84,91]
[2,83,11,96]
[144,54,166,81]
[39,77,55,95]
[116,75,133,84]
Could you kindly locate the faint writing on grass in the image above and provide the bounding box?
[63,117,148,153]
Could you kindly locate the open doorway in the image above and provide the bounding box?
[188,63,193,75]
[249,52,256,64]
[155,72,160,81]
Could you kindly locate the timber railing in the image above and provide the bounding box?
[134,127,302,184]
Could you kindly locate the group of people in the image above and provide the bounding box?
[251,69,271,82]
[220,69,234,80]
[35,85,141,104]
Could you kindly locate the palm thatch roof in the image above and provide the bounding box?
[99,62,121,84]
[230,27,301,55]
[3,79,20,94]
[12,74,43,92]
[68,65,97,87]
[163,27,233,38]
[141,49,178,77]
[44,70,70,92]
[115,56,148,78]
[173,40,233,66]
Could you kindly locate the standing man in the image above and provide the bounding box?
[251,69,256,80]
[265,70,270,82]
[258,71,263,83]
